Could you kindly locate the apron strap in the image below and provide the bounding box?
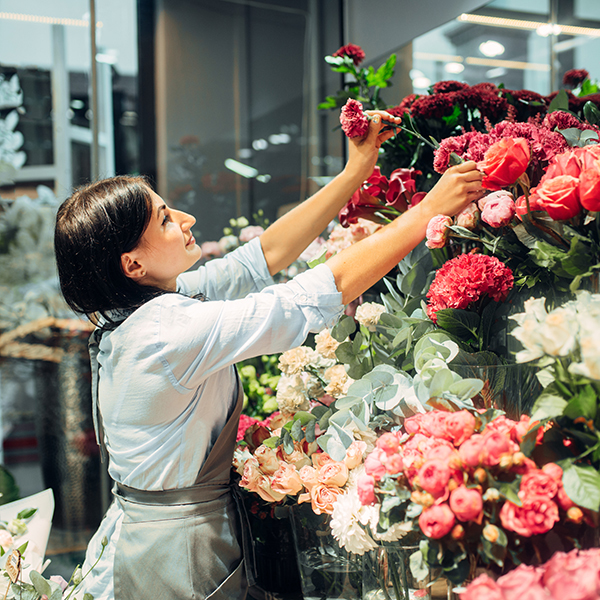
[88,329,108,463]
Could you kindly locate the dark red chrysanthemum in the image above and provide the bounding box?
[426,253,514,323]
[471,82,499,94]
[411,94,455,119]
[333,43,366,66]
[563,69,589,87]
[432,80,470,94]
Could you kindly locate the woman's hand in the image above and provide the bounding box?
[423,161,484,217]
[344,111,402,185]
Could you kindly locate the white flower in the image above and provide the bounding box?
[7,518,27,536]
[275,374,310,413]
[355,302,386,332]
[324,364,353,398]
[538,306,578,357]
[278,346,317,375]
[315,329,340,359]
[0,529,13,550]
[570,333,600,380]
[330,490,378,555]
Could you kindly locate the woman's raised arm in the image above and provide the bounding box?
[259,112,401,276]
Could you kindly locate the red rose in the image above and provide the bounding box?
[479,137,530,191]
[579,166,600,211]
[418,503,455,539]
[536,174,582,220]
[515,192,544,218]
[543,149,582,180]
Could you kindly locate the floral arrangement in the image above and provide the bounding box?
[460,547,600,600]
[355,408,591,586]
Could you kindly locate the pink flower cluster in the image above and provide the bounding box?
[520,144,600,220]
[324,218,383,259]
[238,438,367,514]
[359,410,584,547]
[340,98,370,138]
[425,253,514,323]
[339,166,426,227]
[461,547,600,600]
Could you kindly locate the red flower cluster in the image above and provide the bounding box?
[563,68,590,87]
[332,43,366,66]
[386,94,418,118]
[426,253,514,323]
[359,410,583,545]
[338,166,425,226]
[339,98,369,138]
[462,547,600,600]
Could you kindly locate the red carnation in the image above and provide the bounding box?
[411,94,455,119]
[426,253,514,323]
[332,43,366,66]
[432,80,469,94]
[563,68,589,87]
[340,98,369,138]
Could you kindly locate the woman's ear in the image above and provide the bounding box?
[121,253,146,281]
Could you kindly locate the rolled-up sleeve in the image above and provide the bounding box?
[152,264,343,390]
[176,237,274,300]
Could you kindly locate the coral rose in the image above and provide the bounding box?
[344,440,367,469]
[459,434,486,467]
[479,137,530,191]
[271,461,304,495]
[376,432,400,455]
[481,190,516,228]
[240,457,262,492]
[499,496,559,536]
[536,174,581,220]
[298,465,318,491]
[312,452,334,468]
[449,486,483,523]
[543,149,581,180]
[461,573,504,600]
[425,215,452,249]
[520,469,558,500]
[418,459,451,497]
[482,430,513,467]
[444,411,476,446]
[310,484,343,514]
[357,474,377,505]
[418,504,455,539]
[256,475,286,503]
[579,166,600,211]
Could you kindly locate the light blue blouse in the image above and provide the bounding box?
[80,237,343,599]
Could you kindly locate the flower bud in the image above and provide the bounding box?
[72,567,83,586]
[483,524,499,543]
[474,468,487,484]
[451,524,465,540]
[448,478,459,492]
[566,506,584,524]
[483,488,500,502]
[512,451,526,466]
[101,536,109,546]
[499,453,513,469]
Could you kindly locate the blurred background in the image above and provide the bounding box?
[0,0,598,576]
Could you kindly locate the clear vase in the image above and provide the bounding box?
[289,503,363,600]
[362,543,432,600]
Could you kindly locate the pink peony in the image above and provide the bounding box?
[357,473,377,505]
[364,448,388,480]
[418,504,455,539]
[418,459,452,497]
[449,486,484,523]
[340,98,369,138]
[459,434,486,467]
[426,253,514,323]
[444,411,476,446]
[499,495,559,536]
[425,214,452,249]
[482,430,513,467]
[332,43,366,66]
[455,202,480,230]
[496,565,544,600]
[480,191,516,228]
[460,573,504,600]
[376,432,400,455]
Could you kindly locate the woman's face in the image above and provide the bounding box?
[122,191,202,291]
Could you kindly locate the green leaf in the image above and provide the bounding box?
[29,571,52,597]
[561,463,600,511]
[498,480,522,506]
[293,411,317,426]
[584,100,600,125]
[549,89,569,112]
[530,393,568,421]
[335,340,357,364]
[17,508,37,520]
[482,538,506,567]
[435,309,480,342]
[305,419,316,443]
[564,385,597,421]
[290,419,303,441]
[447,378,484,402]
[352,331,364,354]
[262,436,279,448]
[366,53,397,88]
[520,422,543,456]
[332,315,356,342]
[410,549,429,581]
[282,429,294,454]
[17,541,28,554]
[307,248,327,267]
[335,395,362,410]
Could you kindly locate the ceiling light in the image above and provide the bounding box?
[445,62,465,74]
[412,77,431,89]
[224,159,258,179]
[536,23,562,37]
[409,69,425,80]
[486,67,508,78]
[252,139,268,151]
[0,11,102,27]
[479,40,505,57]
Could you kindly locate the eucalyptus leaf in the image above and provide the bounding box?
[410,549,429,581]
[29,571,52,597]
[331,315,356,342]
[374,384,400,410]
[335,395,362,410]
[305,419,316,443]
[447,378,484,402]
[428,368,455,398]
[329,420,354,449]
[290,419,303,441]
[325,434,349,461]
[548,89,569,112]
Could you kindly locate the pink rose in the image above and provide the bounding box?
[240,457,262,493]
[499,496,559,537]
[256,475,286,503]
[344,440,367,469]
[239,225,265,243]
[455,202,480,230]
[376,432,400,455]
[310,484,343,514]
[482,430,512,467]
[449,486,483,523]
[200,240,223,259]
[0,530,13,550]
[404,414,424,435]
[385,454,404,475]
[298,465,318,491]
[425,215,452,249]
[317,461,349,487]
[444,411,476,446]
[364,448,388,481]
[255,445,280,475]
[496,564,542,600]
[480,191,516,228]
[459,434,486,468]
[271,461,304,495]
[460,573,504,600]
[418,504,455,539]
[520,470,558,500]
[49,576,69,592]
[357,473,377,505]
[418,459,451,497]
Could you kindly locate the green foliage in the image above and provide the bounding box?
[238,354,281,418]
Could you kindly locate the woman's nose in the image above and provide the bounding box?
[175,209,196,229]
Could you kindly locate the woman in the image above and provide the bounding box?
[54,112,483,600]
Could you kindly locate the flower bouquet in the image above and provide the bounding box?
[356,408,592,591]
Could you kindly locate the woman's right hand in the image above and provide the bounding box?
[423,161,484,217]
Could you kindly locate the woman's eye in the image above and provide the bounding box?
[162,213,171,225]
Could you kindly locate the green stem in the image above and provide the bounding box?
[63,540,108,600]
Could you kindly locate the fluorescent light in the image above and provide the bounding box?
[465,56,550,71]
[412,77,431,89]
[252,139,268,151]
[479,40,505,57]
[414,52,463,62]
[256,174,271,183]
[0,11,102,27]
[445,62,465,74]
[457,13,600,37]
[224,159,258,179]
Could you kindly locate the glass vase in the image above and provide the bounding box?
[289,503,363,600]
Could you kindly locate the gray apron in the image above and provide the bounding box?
[89,330,253,600]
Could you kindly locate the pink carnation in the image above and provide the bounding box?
[332,43,366,66]
[340,98,369,138]
[426,253,514,323]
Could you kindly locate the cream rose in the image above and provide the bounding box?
[271,461,304,495]
[254,445,280,475]
[317,461,349,487]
